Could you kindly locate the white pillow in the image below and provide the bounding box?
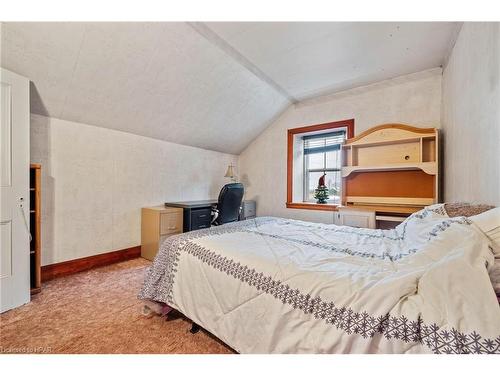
[470,207,500,256]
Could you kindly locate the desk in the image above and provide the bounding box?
[164,200,217,232]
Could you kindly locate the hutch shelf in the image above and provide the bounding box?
[30,163,41,294]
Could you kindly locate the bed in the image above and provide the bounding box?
[139,203,500,354]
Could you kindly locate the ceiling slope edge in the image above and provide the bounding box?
[187,22,297,104]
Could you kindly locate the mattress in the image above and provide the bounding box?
[139,204,500,354]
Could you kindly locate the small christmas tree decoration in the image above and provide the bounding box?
[314,173,329,204]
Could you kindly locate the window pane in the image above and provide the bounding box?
[326,149,341,170]
[305,152,324,170]
[324,171,341,203]
[306,171,325,201]
[305,150,341,171]
[306,171,341,203]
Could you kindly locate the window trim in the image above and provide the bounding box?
[286,119,354,211]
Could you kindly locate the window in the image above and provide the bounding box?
[286,119,354,211]
[303,130,346,203]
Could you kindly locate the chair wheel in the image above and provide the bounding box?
[190,322,200,334]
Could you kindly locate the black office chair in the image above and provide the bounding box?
[211,183,244,226]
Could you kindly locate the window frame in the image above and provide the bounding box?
[286,119,354,211]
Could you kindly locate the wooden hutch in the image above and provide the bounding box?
[338,124,439,229]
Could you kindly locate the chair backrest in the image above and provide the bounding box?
[217,183,244,224]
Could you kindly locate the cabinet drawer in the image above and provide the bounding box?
[342,215,371,228]
[160,212,183,235]
[191,208,211,230]
[244,205,255,217]
[338,209,376,229]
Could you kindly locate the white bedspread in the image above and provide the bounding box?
[139,204,500,353]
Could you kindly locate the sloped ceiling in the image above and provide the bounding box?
[0,22,460,154]
[1,22,289,154]
[205,22,461,101]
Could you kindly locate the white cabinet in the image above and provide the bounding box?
[336,208,376,229]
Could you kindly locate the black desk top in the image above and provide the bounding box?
[164,199,218,209]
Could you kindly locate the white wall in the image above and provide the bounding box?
[30,114,237,265]
[238,69,442,223]
[441,23,500,205]
[28,24,500,266]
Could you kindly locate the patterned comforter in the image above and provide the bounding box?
[139,204,500,353]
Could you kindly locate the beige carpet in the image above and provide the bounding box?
[0,258,233,354]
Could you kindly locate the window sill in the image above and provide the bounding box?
[286,202,339,211]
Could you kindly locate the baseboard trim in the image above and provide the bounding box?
[41,246,141,282]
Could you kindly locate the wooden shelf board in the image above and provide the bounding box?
[342,162,436,177]
[375,215,406,222]
[286,202,339,211]
[339,205,422,214]
[344,136,428,148]
[346,196,435,206]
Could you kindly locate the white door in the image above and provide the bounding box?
[0,68,30,313]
